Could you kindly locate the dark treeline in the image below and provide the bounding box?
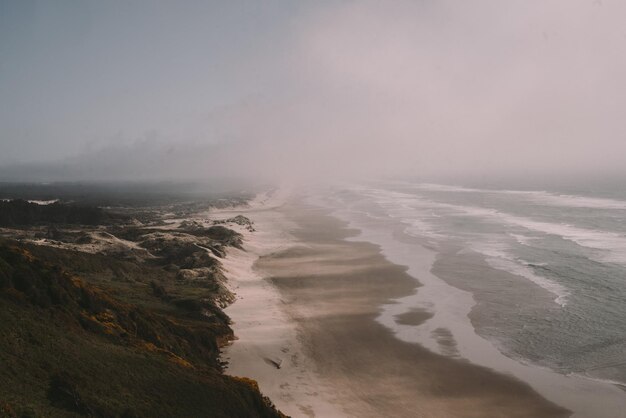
[0,200,122,226]
[0,181,258,207]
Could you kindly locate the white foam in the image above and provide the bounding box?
[508,233,536,246]
[414,183,486,193]
[412,182,626,210]
[490,212,626,264]
[471,240,569,307]
[367,188,626,265]
[522,191,626,210]
[405,218,444,240]
[320,187,626,418]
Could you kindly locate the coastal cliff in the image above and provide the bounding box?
[0,200,285,418]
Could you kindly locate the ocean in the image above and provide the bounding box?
[318,180,626,391]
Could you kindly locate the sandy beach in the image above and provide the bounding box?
[221,195,571,417]
[219,191,346,417]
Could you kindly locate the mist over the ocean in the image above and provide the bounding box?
[2,1,626,184]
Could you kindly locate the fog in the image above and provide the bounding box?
[1,0,625,185]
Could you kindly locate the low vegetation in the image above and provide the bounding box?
[0,200,127,227]
[0,231,285,417]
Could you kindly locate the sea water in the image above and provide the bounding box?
[322,180,626,388]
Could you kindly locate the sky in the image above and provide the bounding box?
[1,0,625,184]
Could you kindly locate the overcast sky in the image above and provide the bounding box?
[1,0,625,183]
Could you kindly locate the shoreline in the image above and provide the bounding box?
[322,194,626,417]
[222,195,572,417]
[218,192,345,417]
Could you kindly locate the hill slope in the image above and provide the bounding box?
[0,240,285,418]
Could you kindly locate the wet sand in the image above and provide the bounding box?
[394,308,434,326]
[255,202,570,417]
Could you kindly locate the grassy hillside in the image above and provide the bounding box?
[0,240,285,418]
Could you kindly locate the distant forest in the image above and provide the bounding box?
[0,200,118,226]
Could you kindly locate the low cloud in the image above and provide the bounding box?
[2,1,625,185]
